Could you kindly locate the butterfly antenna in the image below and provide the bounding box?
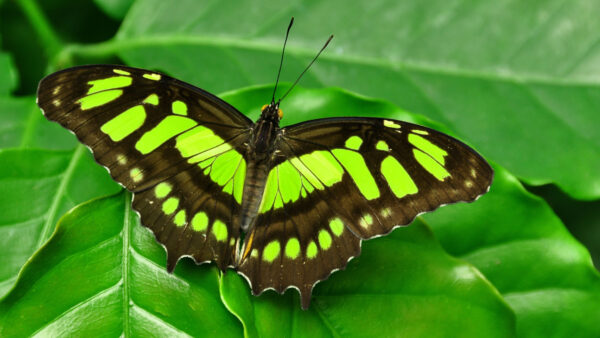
[272,17,295,104]
[279,34,333,102]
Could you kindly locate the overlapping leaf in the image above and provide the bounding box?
[0,193,242,337]
[220,221,514,337]
[219,86,600,338]
[95,0,600,199]
[0,54,119,298]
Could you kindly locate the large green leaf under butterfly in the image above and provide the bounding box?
[37,65,493,309]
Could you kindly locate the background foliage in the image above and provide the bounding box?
[0,0,599,337]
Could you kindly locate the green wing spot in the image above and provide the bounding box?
[259,169,279,212]
[278,160,302,203]
[100,105,146,142]
[381,156,418,198]
[162,197,179,215]
[408,133,447,165]
[263,241,281,262]
[301,176,315,194]
[174,210,186,227]
[223,180,234,195]
[191,212,208,232]
[384,120,401,129]
[344,136,362,150]
[306,241,318,259]
[329,218,344,237]
[299,151,343,187]
[233,158,246,204]
[413,149,450,181]
[176,125,225,158]
[210,149,242,186]
[273,193,284,209]
[87,76,132,95]
[143,73,161,81]
[376,140,389,152]
[212,220,228,242]
[136,116,197,154]
[412,129,429,135]
[360,214,373,229]
[172,100,188,115]
[260,150,347,213]
[188,143,233,164]
[154,182,172,198]
[318,230,332,250]
[143,94,159,105]
[285,238,301,259]
[78,89,123,110]
[332,149,380,200]
[290,157,323,190]
[113,69,131,76]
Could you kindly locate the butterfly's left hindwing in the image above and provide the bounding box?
[237,117,493,309]
[37,65,252,270]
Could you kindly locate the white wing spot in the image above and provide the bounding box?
[116,154,127,165]
[380,207,392,218]
[130,168,143,182]
[53,86,61,95]
[464,180,474,188]
[359,214,373,229]
[52,99,61,107]
[471,168,477,177]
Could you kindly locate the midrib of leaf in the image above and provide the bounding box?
[69,35,600,87]
[313,304,342,338]
[66,34,600,153]
[35,145,84,248]
[121,193,131,336]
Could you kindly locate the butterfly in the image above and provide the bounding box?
[36,21,493,310]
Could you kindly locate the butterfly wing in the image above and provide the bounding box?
[237,117,493,308]
[37,65,252,270]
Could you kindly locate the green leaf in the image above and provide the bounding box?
[98,0,600,199]
[219,86,600,337]
[0,95,78,149]
[0,52,17,95]
[424,167,600,338]
[0,149,120,298]
[220,220,515,337]
[2,82,597,335]
[93,0,133,20]
[0,193,242,337]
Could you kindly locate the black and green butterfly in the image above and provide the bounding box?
[37,31,492,310]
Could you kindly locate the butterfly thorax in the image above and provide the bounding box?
[239,104,283,233]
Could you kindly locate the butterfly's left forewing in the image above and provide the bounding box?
[37,65,252,270]
[237,117,493,309]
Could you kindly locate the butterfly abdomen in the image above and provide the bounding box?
[239,161,270,232]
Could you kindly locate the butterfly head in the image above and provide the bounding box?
[261,103,283,121]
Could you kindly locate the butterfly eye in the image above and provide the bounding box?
[261,104,268,112]
[278,109,284,119]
